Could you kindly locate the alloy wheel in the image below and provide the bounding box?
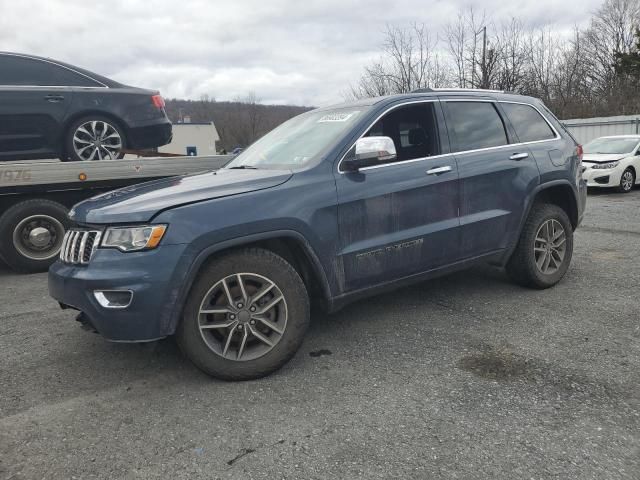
[72,120,123,160]
[533,219,566,275]
[621,170,634,191]
[197,273,288,361]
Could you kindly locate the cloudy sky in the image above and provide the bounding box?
[1,0,604,106]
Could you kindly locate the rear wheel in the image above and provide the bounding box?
[176,248,310,381]
[0,199,70,273]
[64,116,126,161]
[617,168,635,193]
[506,203,573,289]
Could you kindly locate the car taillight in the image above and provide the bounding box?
[151,94,165,109]
[576,144,583,163]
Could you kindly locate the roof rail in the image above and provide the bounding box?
[412,87,504,94]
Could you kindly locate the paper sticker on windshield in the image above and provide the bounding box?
[318,111,359,123]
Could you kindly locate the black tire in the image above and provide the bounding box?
[63,115,126,162]
[0,199,70,273]
[506,203,574,289]
[617,167,635,193]
[176,248,310,381]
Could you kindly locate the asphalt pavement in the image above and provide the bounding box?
[1,189,639,479]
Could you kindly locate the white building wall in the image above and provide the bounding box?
[158,122,221,156]
[563,114,640,145]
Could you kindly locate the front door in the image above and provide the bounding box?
[335,101,460,292]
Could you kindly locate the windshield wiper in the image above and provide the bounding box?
[227,165,259,170]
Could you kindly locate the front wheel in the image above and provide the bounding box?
[176,248,310,381]
[617,168,635,193]
[506,203,574,289]
[64,116,126,161]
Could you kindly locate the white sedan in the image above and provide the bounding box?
[582,135,639,193]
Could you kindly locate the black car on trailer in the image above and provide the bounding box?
[0,52,172,162]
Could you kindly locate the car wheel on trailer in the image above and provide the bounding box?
[506,203,574,289]
[617,167,635,193]
[0,199,70,273]
[176,248,310,381]
[64,115,127,162]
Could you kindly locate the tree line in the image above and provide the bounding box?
[164,94,310,151]
[350,0,640,119]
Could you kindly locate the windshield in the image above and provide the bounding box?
[225,107,365,170]
[584,137,639,155]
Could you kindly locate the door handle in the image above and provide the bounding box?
[426,166,452,175]
[44,94,64,102]
[509,152,529,161]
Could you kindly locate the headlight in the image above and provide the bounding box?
[101,225,167,252]
[592,161,620,169]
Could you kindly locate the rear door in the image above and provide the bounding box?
[0,54,73,160]
[441,98,540,258]
[335,100,460,291]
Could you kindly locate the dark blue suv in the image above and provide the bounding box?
[49,89,587,380]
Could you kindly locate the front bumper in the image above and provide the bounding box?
[48,244,188,342]
[582,164,623,187]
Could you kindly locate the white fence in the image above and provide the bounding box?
[563,114,640,145]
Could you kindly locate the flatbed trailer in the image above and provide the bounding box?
[0,155,230,273]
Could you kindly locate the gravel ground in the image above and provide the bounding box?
[1,189,639,479]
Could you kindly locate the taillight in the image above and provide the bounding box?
[576,144,583,163]
[151,94,165,109]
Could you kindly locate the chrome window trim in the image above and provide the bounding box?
[0,52,109,88]
[337,97,564,174]
[0,85,108,89]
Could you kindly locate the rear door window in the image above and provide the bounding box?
[443,101,508,152]
[501,102,556,143]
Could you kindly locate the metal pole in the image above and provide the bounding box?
[482,26,487,89]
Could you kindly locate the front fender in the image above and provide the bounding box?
[163,229,333,335]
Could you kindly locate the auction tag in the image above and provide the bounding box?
[318,112,359,123]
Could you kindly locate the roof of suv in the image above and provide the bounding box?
[325,89,542,111]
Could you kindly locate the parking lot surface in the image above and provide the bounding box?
[1,190,639,479]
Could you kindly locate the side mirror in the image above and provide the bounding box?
[342,136,397,172]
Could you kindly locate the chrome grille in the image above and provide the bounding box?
[60,229,102,265]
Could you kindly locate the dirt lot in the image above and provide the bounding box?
[1,190,639,480]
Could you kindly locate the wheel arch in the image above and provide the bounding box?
[624,164,636,178]
[60,110,129,157]
[501,180,579,267]
[530,181,579,230]
[167,230,333,334]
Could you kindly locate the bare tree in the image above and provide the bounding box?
[349,23,449,98]
[494,18,530,91]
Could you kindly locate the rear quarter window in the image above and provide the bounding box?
[501,102,556,143]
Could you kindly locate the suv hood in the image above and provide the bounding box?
[70,168,293,224]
